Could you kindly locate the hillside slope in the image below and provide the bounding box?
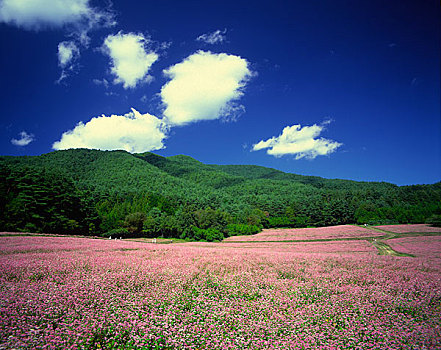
[1,149,440,238]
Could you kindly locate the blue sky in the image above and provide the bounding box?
[0,0,439,185]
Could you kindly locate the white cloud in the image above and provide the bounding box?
[92,78,109,88]
[58,41,79,68]
[252,122,342,159]
[196,29,227,44]
[102,32,159,89]
[160,50,252,126]
[52,108,167,153]
[0,0,89,28]
[0,0,114,42]
[11,131,34,146]
[56,41,80,83]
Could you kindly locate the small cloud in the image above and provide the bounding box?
[101,32,159,89]
[410,77,421,86]
[56,71,69,84]
[388,43,397,48]
[252,121,342,159]
[58,41,79,68]
[160,50,253,126]
[196,29,227,45]
[52,108,167,153]
[57,40,80,82]
[140,95,148,103]
[321,118,333,126]
[92,78,109,88]
[159,41,172,50]
[220,104,246,123]
[0,0,115,44]
[11,131,34,146]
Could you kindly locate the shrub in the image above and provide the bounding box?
[190,226,224,242]
[268,217,293,228]
[267,216,310,228]
[204,228,224,242]
[226,224,261,237]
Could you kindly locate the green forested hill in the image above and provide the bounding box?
[1,149,440,240]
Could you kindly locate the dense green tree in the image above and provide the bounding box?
[1,150,440,239]
[0,164,96,234]
[124,212,146,235]
[427,214,441,227]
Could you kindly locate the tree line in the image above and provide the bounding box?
[1,149,440,241]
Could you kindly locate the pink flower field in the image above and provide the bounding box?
[388,236,441,259]
[224,225,383,242]
[373,224,441,234]
[187,240,378,255]
[1,235,441,349]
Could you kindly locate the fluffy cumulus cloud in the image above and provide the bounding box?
[196,29,227,44]
[0,0,89,28]
[102,32,159,89]
[161,50,252,126]
[0,0,114,37]
[252,122,342,159]
[52,109,167,153]
[11,131,34,146]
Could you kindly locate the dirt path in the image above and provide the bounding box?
[223,226,441,257]
[362,226,441,257]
